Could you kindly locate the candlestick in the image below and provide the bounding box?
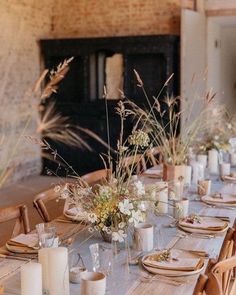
[184,166,192,186]
[197,154,207,169]
[230,153,236,166]
[21,262,42,295]
[155,181,168,213]
[220,163,230,177]
[48,247,70,295]
[208,149,219,174]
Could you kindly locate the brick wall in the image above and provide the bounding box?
[52,0,192,38]
[0,1,54,186]
[0,0,195,186]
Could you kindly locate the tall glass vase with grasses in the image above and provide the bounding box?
[126,70,216,182]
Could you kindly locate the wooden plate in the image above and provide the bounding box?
[141,250,204,277]
[6,242,38,254]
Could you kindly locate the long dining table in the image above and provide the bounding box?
[1,173,236,295]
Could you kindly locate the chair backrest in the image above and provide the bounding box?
[233,218,236,230]
[218,228,236,261]
[205,227,236,285]
[33,188,59,222]
[194,256,236,295]
[0,204,30,238]
[80,169,111,186]
[210,256,236,295]
[122,154,146,175]
[193,274,208,295]
[145,146,162,166]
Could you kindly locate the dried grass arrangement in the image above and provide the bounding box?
[126,70,216,166]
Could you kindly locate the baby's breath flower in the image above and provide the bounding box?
[54,185,61,193]
[128,130,150,148]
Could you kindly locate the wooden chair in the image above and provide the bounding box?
[193,256,236,295]
[34,187,64,222]
[205,227,236,277]
[0,204,30,238]
[145,146,162,166]
[34,170,110,222]
[80,169,111,186]
[122,154,147,175]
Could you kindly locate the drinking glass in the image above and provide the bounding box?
[36,223,56,248]
[89,243,113,275]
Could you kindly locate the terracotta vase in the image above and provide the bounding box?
[163,164,187,182]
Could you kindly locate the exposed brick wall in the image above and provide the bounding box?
[0,0,195,186]
[0,0,54,186]
[52,0,190,38]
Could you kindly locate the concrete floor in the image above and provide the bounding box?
[0,175,65,245]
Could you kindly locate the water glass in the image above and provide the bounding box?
[89,243,113,275]
[36,223,56,248]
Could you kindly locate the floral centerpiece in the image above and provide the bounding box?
[195,106,233,154]
[56,101,165,242]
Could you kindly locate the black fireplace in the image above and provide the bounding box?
[40,35,180,176]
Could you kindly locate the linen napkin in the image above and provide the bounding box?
[143,167,162,178]
[179,216,227,231]
[65,207,83,216]
[221,175,236,182]
[8,234,39,249]
[202,194,236,205]
[143,249,204,271]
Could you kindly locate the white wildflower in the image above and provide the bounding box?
[88,213,98,223]
[88,227,94,233]
[61,189,70,199]
[112,230,127,243]
[54,185,61,193]
[119,199,133,215]
[118,222,126,229]
[227,123,232,130]
[99,185,112,196]
[129,209,144,225]
[132,180,145,197]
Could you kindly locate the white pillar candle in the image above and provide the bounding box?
[230,153,236,166]
[155,181,168,214]
[184,166,192,186]
[173,181,184,200]
[21,262,42,295]
[197,154,207,169]
[134,223,153,251]
[174,199,189,219]
[48,247,70,295]
[220,163,231,177]
[38,248,49,291]
[208,149,219,174]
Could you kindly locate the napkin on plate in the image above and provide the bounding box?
[221,175,236,182]
[143,249,204,271]
[8,233,39,249]
[143,167,162,178]
[179,217,227,231]
[202,194,236,205]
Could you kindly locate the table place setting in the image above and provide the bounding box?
[201,193,236,207]
[141,249,205,276]
[177,215,229,235]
